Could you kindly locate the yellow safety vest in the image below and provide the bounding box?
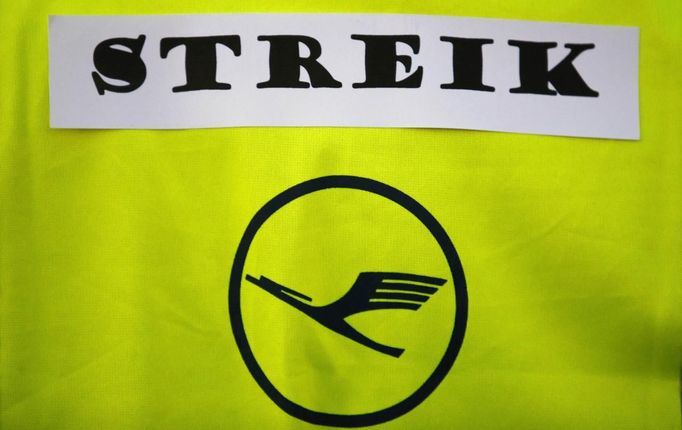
[1,1,679,429]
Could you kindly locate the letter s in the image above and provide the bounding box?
[92,35,147,95]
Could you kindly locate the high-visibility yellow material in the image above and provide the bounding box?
[1,1,680,429]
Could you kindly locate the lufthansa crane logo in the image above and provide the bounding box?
[229,176,467,427]
[245,272,446,358]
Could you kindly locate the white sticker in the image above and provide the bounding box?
[48,14,639,139]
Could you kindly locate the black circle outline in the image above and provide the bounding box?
[229,176,467,427]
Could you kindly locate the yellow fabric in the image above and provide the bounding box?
[1,1,680,429]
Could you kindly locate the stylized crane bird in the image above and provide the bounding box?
[245,272,446,358]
